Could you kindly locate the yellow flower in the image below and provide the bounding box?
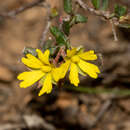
[17,49,62,96]
[60,48,100,86]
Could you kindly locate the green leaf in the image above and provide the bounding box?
[51,8,59,18]
[62,21,71,36]
[42,40,53,50]
[62,15,87,36]
[42,40,57,56]
[50,26,70,48]
[92,0,100,9]
[114,4,127,17]
[102,0,108,10]
[64,0,72,14]
[62,15,87,35]
[75,14,87,23]
[23,47,37,57]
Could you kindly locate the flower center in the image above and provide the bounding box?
[71,55,80,63]
[41,65,52,72]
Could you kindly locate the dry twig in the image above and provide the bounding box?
[88,95,119,128]
[110,19,118,41]
[0,0,45,18]
[75,0,110,19]
[89,99,112,128]
[39,2,51,48]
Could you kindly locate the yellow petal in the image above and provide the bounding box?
[17,70,45,88]
[60,60,71,78]
[51,67,62,82]
[78,59,100,79]
[22,54,43,69]
[67,48,77,58]
[71,55,80,63]
[78,50,97,61]
[41,65,52,72]
[69,63,79,86]
[36,49,50,65]
[77,65,86,76]
[38,73,52,96]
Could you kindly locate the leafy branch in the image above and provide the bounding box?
[76,0,129,41]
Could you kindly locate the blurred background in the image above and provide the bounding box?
[0,0,130,130]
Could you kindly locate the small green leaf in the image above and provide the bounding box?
[102,0,108,10]
[75,14,87,23]
[62,15,87,36]
[92,0,100,9]
[114,4,127,17]
[42,40,53,50]
[42,40,58,56]
[51,8,59,18]
[108,13,115,19]
[23,47,37,57]
[50,26,70,48]
[62,21,71,36]
[64,0,72,14]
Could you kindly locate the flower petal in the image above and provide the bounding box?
[60,60,71,78]
[78,60,100,79]
[17,70,45,88]
[67,48,77,58]
[22,54,43,69]
[69,63,79,86]
[41,65,52,72]
[78,50,97,61]
[77,65,86,76]
[38,73,52,96]
[71,55,80,63]
[36,49,50,65]
[51,67,63,82]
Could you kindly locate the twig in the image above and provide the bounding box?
[0,0,45,18]
[89,99,112,128]
[110,19,118,41]
[75,0,110,19]
[40,21,51,48]
[39,2,51,48]
[88,94,121,128]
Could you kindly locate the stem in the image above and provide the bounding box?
[66,84,130,96]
